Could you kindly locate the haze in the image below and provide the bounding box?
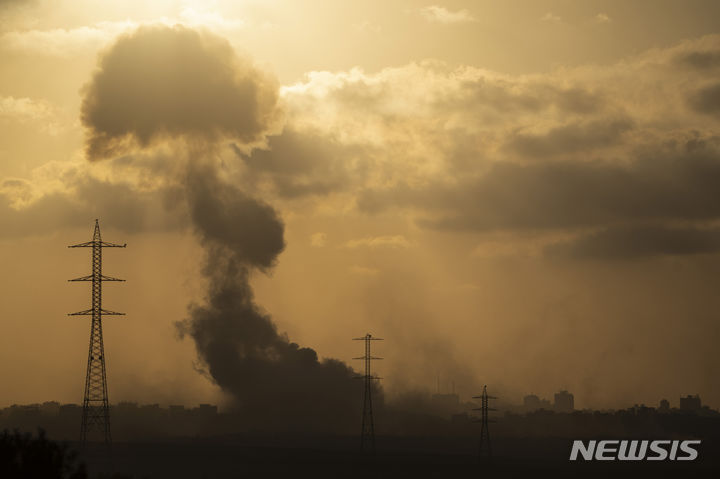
[1,0,719,413]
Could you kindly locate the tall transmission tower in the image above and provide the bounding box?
[472,384,497,460]
[68,219,126,446]
[353,333,383,453]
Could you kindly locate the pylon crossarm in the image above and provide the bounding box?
[99,241,127,248]
[68,241,126,248]
[100,275,125,282]
[68,242,95,248]
[69,308,125,316]
[69,274,124,282]
[69,275,94,282]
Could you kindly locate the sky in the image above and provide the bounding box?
[1,0,720,414]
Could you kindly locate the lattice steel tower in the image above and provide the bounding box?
[353,333,383,453]
[68,219,126,446]
[472,384,497,460]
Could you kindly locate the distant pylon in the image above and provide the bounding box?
[353,333,383,453]
[68,219,126,446]
[472,385,497,460]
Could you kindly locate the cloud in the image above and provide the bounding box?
[547,225,720,260]
[6,30,720,267]
[504,116,634,157]
[270,34,720,259]
[420,5,476,24]
[687,82,720,117]
[675,50,720,70]
[81,24,281,160]
[344,235,411,249]
[234,127,361,198]
[0,0,34,10]
[310,232,327,247]
[359,134,720,234]
[0,96,60,134]
[541,13,562,24]
[0,170,186,238]
[0,96,52,120]
[0,21,136,57]
[0,8,244,58]
[595,13,612,24]
[349,265,380,275]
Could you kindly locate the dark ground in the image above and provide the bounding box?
[76,435,720,479]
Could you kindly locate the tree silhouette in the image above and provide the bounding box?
[0,429,87,479]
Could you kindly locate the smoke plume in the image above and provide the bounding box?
[81,25,280,160]
[81,25,363,430]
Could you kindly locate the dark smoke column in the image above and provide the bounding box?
[81,25,362,432]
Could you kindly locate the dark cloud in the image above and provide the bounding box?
[675,50,720,70]
[546,225,720,260]
[504,116,634,157]
[234,128,367,198]
[444,80,603,115]
[452,78,546,113]
[0,0,34,9]
[81,25,280,160]
[0,176,184,238]
[359,135,720,233]
[687,82,720,116]
[553,87,603,115]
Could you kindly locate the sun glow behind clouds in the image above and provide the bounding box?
[0,2,248,57]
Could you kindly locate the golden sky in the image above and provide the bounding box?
[1,0,720,412]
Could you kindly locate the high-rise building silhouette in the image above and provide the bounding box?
[353,333,383,453]
[680,394,702,412]
[68,219,126,446]
[554,390,574,413]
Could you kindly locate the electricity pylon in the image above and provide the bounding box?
[68,219,126,446]
[472,384,497,460]
[353,333,383,453]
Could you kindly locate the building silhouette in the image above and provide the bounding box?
[680,395,702,412]
[553,390,574,413]
[523,394,552,412]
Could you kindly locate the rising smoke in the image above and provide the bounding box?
[81,25,364,431]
